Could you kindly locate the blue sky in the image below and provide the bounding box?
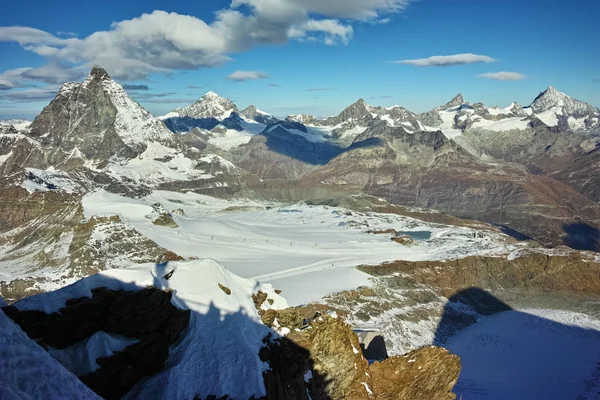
[1,0,599,119]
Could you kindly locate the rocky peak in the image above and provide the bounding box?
[174,91,238,120]
[439,93,465,110]
[333,98,374,122]
[88,65,111,81]
[242,105,259,114]
[530,85,597,116]
[351,98,370,110]
[203,90,220,99]
[240,105,278,125]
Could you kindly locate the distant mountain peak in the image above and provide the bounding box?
[439,93,465,110]
[530,85,596,116]
[243,105,258,112]
[240,104,278,125]
[172,91,238,121]
[203,91,221,99]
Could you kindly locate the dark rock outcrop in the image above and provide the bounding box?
[3,287,190,400]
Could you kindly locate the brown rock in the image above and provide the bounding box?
[369,346,460,400]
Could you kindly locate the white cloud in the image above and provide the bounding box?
[478,71,526,81]
[295,19,353,45]
[394,53,496,67]
[234,0,413,19]
[0,64,83,89]
[0,68,33,89]
[0,1,413,86]
[20,63,84,84]
[227,71,270,81]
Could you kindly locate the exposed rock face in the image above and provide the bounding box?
[369,346,461,400]
[27,66,173,170]
[3,287,190,400]
[260,310,461,400]
[359,252,600,297]
[234,128,339,180]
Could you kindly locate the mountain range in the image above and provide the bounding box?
[1,66,599,251]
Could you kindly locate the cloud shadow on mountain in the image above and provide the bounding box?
[562,223,600,251]
[262,127,384,165]
[493,224,533,242]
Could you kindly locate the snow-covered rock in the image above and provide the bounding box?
[11,259,287,399]
[172,91,237,121]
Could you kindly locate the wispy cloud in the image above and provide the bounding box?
[227,70,269,82]
[141,98,198,104]
[371,18,391,24]
[128,92,177,99]
[1,87,59,102]
[56,31,77,38]
[187,85,202,89]
[592,78,600,83]
[393,53,496,67]
[269,83,282,87]
[306,87,337,91]
[122,84,150,90]
[478,71,526,81]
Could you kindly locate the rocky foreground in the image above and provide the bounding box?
[0,260,461,400]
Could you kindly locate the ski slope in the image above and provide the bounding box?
[446,309,600,400]
[83,190,511,305]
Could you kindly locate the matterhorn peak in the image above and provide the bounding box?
[88,65,111,81]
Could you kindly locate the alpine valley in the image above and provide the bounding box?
[1,67,600,400]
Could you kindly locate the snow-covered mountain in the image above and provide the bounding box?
[173,91,238,120]
[282,87,599,143]
[240,105,278,125]
[161,91,240,133]
[0,119,31,132]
